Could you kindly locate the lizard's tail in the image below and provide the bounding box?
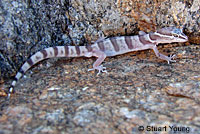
[8,45,90,98]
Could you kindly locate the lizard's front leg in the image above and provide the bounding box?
[87,50,107,75]
[151,45,176,64]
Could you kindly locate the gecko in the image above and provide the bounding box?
[8,27,188,98]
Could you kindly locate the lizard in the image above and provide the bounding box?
[7,27,188,98]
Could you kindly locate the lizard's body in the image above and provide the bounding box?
[8,27,188,98]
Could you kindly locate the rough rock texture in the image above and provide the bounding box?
[0,0,200,134]
[0,0,71,80]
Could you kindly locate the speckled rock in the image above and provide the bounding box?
[0,0,71,80]
[0,0,200,134]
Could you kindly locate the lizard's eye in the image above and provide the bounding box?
[172,33,179,38]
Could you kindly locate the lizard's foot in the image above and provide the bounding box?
[166,54,176,64]
[88,65,108,75]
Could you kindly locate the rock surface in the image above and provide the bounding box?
[0,0,200,134]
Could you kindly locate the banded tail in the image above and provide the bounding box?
[8,45,92,98]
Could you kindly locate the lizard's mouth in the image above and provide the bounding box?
[172,32,188,42]
[179,33,188,41]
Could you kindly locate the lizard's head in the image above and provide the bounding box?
[151,27,188,44]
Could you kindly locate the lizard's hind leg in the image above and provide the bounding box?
[87,50,107,75]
